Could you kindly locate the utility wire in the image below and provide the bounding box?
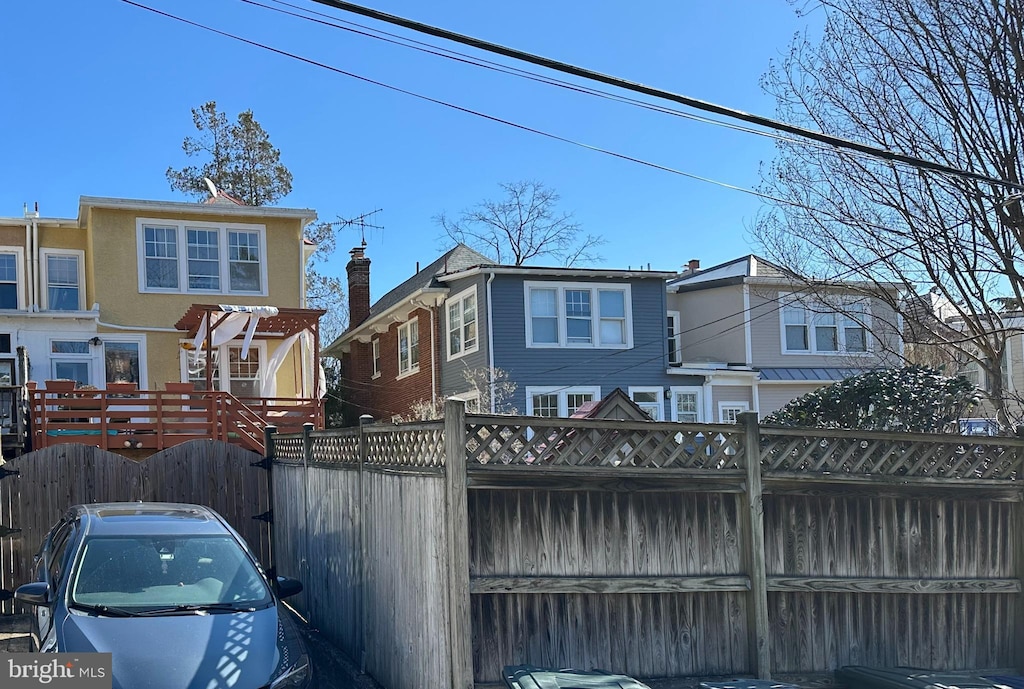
[121,0,819,206]
[250,0,887,165]
[305,0,1024,193]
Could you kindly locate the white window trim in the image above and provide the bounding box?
[524,281,633,349]
[179,340,269,394]
[667,310,682,366]
[779,293,873,356]
[670,386,704,423]
[525,385,602,417]
[136,218,268,296]
[371,338,381,379]
[397,318,420,379]
[454,390,481,413]
[628,386,665,421]
[40,248,86,311]
[445,285,480,362]
[718,401,750,423]
[101,336,149,389]
[0,246,26,310]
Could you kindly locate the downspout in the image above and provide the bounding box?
[486,273,496,413]
[23,217,32,310]
[31,209,40,311]
[430,306,437,403]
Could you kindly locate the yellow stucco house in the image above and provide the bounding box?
[0,193,324,456]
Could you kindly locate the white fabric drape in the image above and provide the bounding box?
[260,333,301,398]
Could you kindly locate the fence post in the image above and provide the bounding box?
[739,411,771,679]
[444,398,473,689]
[262,425,277,581]
[301,422,314,609]
[358,414,373,674]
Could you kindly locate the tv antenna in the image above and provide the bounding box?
[327,209,384,246]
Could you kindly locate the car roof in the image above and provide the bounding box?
[70,502,232,537]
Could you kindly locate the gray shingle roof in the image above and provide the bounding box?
[364,244,492,322]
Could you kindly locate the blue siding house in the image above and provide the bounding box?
[324,244,681,421]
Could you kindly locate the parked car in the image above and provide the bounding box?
[15,502,312,689]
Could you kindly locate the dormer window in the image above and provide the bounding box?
[137,219,266,296]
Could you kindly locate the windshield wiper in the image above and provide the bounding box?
[70,602,139,618]
[132,602,262,616]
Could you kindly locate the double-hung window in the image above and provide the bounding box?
[667,311,682,366]
[138,219,266,295]
[525,386,601,417]
[42,251,83,311]
[398,318,419,376]
[0,250,20,309]
[525,282,632,348]
[371,339,381,378]
[187,228,220,290]
[670,387,703,422]
[782,297,871,354]
[446,287,478,360]
[629,387,664,420]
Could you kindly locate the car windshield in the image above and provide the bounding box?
[69,535,272,611]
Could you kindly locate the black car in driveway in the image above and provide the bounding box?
[15,502,312,689]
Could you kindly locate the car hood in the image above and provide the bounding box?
[57,605,295,689]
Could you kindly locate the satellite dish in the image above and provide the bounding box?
[203,177,218,198]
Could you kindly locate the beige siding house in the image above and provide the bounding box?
[667,255,904,421]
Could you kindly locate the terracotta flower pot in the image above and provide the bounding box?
[106,382,139,394]
[164,382,196,393]
[44,380,77,393]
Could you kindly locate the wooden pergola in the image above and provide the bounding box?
[174,304,327,397]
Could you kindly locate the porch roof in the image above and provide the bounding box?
[174,304,326,339]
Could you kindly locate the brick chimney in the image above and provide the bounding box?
[347,245,371,327]
[686,259,700,273]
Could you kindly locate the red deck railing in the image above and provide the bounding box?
[29,388,323,454]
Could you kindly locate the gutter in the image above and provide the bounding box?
[436,266,676,282]
[324,286,448,355]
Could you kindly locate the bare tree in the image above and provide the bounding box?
[436,181,604,266]
[755,0,1024,428]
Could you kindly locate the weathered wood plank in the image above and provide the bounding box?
[445,399,474,689]
[470,575,751,594]
[468,464,745,492]
[740,412,771,679]
[767,576,1020,594]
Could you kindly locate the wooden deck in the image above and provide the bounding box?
[29,387,323,454]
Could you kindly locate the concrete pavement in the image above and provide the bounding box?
[0,613,381,689]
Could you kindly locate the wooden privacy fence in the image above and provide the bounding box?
[271,403,1024,689]
[0,440,271,613]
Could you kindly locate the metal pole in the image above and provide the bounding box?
[263,425,278,582]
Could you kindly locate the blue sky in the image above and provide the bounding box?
[1,0,819,301]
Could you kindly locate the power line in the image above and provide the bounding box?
[305,0,1024,193]
[249,0,884,163]
[120,0,825,206]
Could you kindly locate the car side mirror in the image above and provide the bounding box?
[14,582,50,607]
[275,576,303,599]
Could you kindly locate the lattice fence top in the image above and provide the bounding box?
[760,427,1024,480]
[274,435,304,462]
[464,416,745,469]
[365,423,445,467]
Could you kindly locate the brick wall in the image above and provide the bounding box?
[340,307,441,422]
